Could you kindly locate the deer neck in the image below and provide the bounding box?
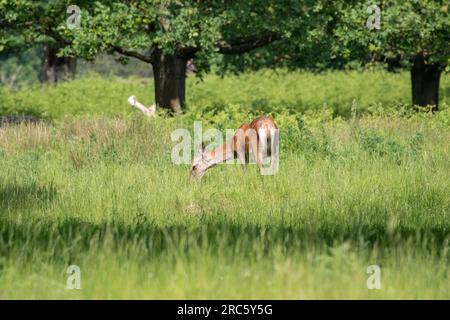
[202,141,235,170]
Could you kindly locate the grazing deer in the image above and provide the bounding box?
[190,116,279,180]
[128,95,156,117]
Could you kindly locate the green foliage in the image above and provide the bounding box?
[0,74,151,119]
[0,47,41,87]
[0,1,90,49]
[60,0,310,71]
[330,0,450,68]
[1,70,448,120]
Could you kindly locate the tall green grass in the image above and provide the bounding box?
[0,105,449,298]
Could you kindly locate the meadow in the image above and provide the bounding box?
[0,70,449,299]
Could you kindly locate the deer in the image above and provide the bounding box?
[127,95,156,117]
[190,116,279,180]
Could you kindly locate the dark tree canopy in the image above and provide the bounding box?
[329,0,449,110]
[1,1,448,111]
[0,1,95,82]
[55,0,316,112]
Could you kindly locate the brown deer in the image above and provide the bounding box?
[190,116,279,180]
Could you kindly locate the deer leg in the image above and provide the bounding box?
[269,129,279,175]
[234,147,247,171]
[233,136,247,170]
[257,153,265,175]
[250,140,264,174]
[257,134,273,175]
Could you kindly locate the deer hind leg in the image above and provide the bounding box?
[257,128,278,175]
[269,130,279,175]
[234,131,251,170]
[236,149,247,170]
[233,136,247,170]
[254,136,266,175]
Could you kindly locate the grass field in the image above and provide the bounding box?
[0,70,449,299]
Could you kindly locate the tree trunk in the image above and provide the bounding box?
[410,54,442,112]
[40,45,77,83]
[152,49,187,114]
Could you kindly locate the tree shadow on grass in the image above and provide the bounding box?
[0,182,57,212]
[1,215,448,264]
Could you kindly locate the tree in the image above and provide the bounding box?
[329,0,449,111]
[40,45,77,83]
[0,47,41,87]
[0,1,88,83]
[62,1,311,113]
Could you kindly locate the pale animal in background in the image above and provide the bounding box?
[127,95,156,117]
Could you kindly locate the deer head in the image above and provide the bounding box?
[190,142,208,180]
